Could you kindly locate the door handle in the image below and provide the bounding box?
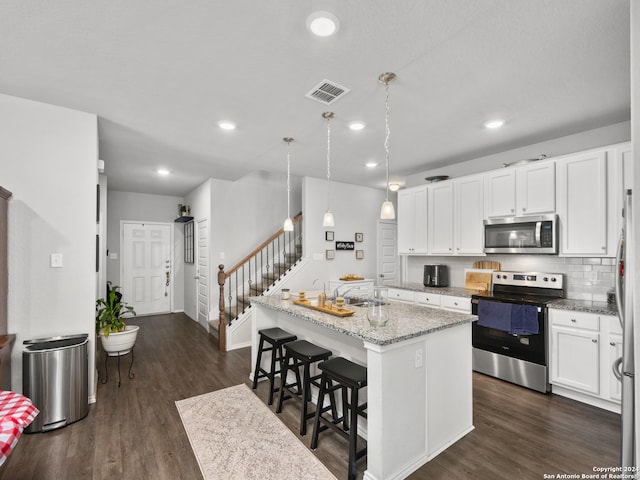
[613,356,623,381]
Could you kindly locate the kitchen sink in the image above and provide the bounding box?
[327,296,385,307]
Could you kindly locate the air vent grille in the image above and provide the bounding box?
[305,79,350,105]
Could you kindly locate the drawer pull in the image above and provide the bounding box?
[571,319,577,323]
[592,339,598,343]
[610,341,616,346]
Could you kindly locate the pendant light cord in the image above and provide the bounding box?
[286,141,291,219]
[326,115,331,210]
[384,82,391,202]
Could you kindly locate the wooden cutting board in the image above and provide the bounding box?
[473,261,502,271]
[465,269,493,292]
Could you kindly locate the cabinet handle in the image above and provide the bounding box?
[592,339,598,343]
[571,319,577,323]
[610,341,616,346]
[454,302,458,306]
[522,207,527,212]
[601,246,606,250]
[510,209,515,213]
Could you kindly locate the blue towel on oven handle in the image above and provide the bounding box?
[477,300,512,333]
[510,304,540,335]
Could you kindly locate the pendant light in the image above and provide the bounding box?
[322,112,335,227]
[379,72,396,220]
[283,137,294,232]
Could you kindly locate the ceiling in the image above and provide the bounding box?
[0,1,630,196]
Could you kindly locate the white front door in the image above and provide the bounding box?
[122,222,172,315]
[377,220,398,286]
[197,219,209,329]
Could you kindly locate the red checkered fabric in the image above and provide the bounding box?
[0,390,39,466]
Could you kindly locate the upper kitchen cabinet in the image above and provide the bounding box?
[484,160,556,218]
[556,144,627,257]
[427,181,454,254]
[454,175,484,254]
[397,185,428,254]
[427,175,484,255]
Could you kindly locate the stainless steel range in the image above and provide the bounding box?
[471,271,565,393]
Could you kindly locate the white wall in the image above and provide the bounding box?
[218,171,303,270]
[295,176,387,290]
[0,94,98,395]
[184,172,304,329]
[406,121,631,187]
[106,190,185,312]
[184,179,214,324]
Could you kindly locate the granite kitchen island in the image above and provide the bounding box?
[250,295,474,480]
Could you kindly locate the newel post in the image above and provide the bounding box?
[218,264,227,352]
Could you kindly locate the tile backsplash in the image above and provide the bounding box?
[405,255,615,302]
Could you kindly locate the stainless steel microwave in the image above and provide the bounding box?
[484,214,558,254]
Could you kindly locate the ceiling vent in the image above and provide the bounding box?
[305,79,350,105]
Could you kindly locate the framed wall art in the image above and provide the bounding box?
[356,250,364,260]
[325,249,335,260]
[325,231,334,241]
[355,232,363,242]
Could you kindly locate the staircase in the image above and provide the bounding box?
[213,213,303,351]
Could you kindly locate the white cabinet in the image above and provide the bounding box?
[551,324,600,395]
[415,292,441,308]
[388,288,415,303]
[441,295,471,313]
[328,279,374,297]
[549,308,621,412]
[516,161,556,216]
[609,333,622,402]
[427,175,484,256]
[398,186,428,254]
[556,150,608,256]
[427,182,454,254]
[454,175,484,255]
[485,160,555,218]
[485,169,516,217]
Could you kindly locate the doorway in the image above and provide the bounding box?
[376,220,398,286]
[121,222,172,315]
[196,219,209,329]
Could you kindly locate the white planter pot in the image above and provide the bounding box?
[99,325,139,356]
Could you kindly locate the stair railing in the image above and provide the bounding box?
[217,212,302,351]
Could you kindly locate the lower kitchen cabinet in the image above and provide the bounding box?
[549,308,621,412]
[441,295,471,313]
[388,288,416,303]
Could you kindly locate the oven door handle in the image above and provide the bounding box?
[471,298,542,312]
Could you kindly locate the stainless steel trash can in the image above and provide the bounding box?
[22,334,89,433]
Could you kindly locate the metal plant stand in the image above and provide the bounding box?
[101,347,135,387]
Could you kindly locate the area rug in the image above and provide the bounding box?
[175,384,337,480]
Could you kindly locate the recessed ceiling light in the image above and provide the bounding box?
[157,168,170,176]
[366,161,378,168]
[218,121,236,131]
[484,119,505,129]
[306,11,340,37]
[349,121,366,131]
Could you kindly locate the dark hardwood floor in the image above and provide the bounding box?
[0,313,620,479]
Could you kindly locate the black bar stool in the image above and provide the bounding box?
[310,357,368,480]
[252,327,298,405]
[276,339,333,435]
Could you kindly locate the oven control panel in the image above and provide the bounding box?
[492,271,564,289]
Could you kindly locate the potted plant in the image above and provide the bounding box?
[96,285,139,356]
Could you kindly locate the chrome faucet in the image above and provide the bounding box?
[313,278,327,297]
[333,285,361,301]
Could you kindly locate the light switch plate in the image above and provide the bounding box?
[50,253,63,268]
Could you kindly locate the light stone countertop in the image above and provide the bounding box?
[250,296,474,347]
[548,298,618,316]
[386,282,478,298]
[388,282,618,316]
